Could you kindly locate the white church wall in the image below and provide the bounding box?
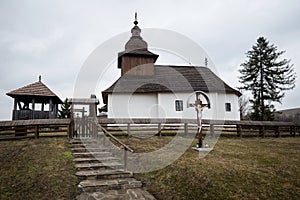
[157,92,239,120]
[107,92,240,120]
[224,93,240,120]
[107,93,158,118]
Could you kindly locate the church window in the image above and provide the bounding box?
[175,100,183,111]
[225,103,231,112]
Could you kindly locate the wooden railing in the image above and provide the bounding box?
[0,119,71,140]
[84,118,133,170]
[98,124,133,152]
[97,118,299,137]
[12,110,57,120]
[98,124,133,170]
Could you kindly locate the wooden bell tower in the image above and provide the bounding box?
[118,13,159,76]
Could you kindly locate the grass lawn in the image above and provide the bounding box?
[0,138,79,200]
[119,136,300,200]
[0,135,299,200]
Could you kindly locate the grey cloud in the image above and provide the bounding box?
[0,0,299,120]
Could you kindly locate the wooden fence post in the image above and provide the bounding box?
[274,126,280,137]
[103,133,106,145]
[127,123,131,136]
[158,123,162,137]
[210,124,215,137]
[67,122,71,138]
[184,123,188,136]
[34,125,39,139]
[93,122,97,138]
[259,126,265,137]
[290,126,296,137]
[124,148,128,171]
[237,125,242,137]
[15,126,27,137]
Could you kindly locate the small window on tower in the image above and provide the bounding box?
[175,100,183,111]
[225,103,231,112]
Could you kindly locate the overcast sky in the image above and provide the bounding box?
[0,0,299,120]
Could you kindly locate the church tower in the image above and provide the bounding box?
[118,13,159,76]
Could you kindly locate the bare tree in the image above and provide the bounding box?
[239,95,250,120]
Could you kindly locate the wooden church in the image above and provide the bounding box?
[102,15,241,120]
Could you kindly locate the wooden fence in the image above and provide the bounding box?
[0,119,71,140]
[98,118,299,137]
[0,118,299,140]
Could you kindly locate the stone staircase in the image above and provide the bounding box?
[70,138,156,200]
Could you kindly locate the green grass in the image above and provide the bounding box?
[0,138,79,200]
[118,136,300,200]
[1,134,299,200]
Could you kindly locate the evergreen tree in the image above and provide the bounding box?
[239,37,296,121]
[58,98,71,119]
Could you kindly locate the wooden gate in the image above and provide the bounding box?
[69,97,99,138]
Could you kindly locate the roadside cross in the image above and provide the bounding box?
[188,91,210,148]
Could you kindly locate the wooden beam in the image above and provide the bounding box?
[13,99,17,110]
[34,125,39,139]
[49,98,53,118]
[17,101,22,110]
[32,98,35,111]
[53,104,57,117]
[74,108,87,112]
[97,118,295,127]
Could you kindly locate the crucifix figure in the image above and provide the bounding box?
[188,91,210,148]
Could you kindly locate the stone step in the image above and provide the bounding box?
[78,178,142,193]
[76,169,133,180]
[73,157,121,164]
[70,144,85,148]
[75,162,123,171]
[70,143,104,149]
[71,147,109,153]
[76,188,156,200]
[70,139,98,145]
[73,152,112,158]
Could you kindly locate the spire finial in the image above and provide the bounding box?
[134,12,138,25]
[39,75,41,82]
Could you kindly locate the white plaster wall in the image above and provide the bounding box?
[157,92,240,120]
[224,93,240,120]
[107,92,240,120]
[107,93,158,118]
[157,92,212,119]
[158,93,240,120]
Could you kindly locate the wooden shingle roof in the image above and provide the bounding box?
[102,65,241,104]
[118,49,159,57]
[7,80,62,104]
